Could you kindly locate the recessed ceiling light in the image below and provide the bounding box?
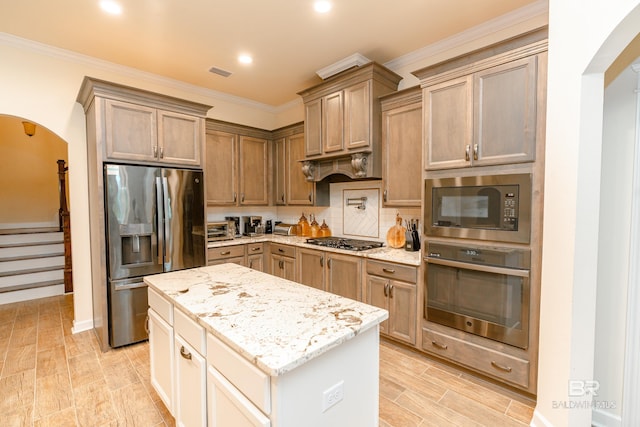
[238,54,253,65]
[314,1,332,13]
[100,0,122,15]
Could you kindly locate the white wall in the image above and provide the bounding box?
[591,61,638,426]
[535,1,640,426]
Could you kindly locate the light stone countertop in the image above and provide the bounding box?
[207,234,422,266]
[144,263,389,376]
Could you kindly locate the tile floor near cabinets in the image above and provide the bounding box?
[0,295,534,426]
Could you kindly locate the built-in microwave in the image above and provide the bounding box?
[424,173,532,244]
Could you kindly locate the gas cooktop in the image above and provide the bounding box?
[305,237,384,251]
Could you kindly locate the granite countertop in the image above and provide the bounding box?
[207,235,421,266]
[144,263,389,376]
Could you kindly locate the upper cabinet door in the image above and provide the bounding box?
[158,110,202,167]
[322,91,344,153]
[423,75,473,170]
[205,130,237,205]
[344,81,371,150]
[382,100,422,207]
[273,138,286,205]
[105,99,157,163]
[473,56,538,166]
[286,133,313,205]
[304,98,323,157]
[239,136,269,205]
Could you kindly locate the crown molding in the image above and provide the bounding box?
[384,0,549,71]
[0,32,280,114]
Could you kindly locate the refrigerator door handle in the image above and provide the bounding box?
[162,176,171,270]
[155,176,164,266]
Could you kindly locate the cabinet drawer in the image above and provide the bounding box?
[208,256,245,267]
[270,243,295,258]
[247,243,264,255]
[208,245,245,260]
[367,260,417,283]
[148,287,173,325]
[207,333,271,415]
[174,308,206,355]
[422,328,529,388]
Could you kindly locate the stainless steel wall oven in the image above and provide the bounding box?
[424,242,530,349]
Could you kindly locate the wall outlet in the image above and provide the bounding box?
[322,380,344,412]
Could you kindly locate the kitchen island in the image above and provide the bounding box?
[144,263,388,427]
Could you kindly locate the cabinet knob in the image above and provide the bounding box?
[249,260,253,268]
[320,256,324,267]
[153,145,158,157]
[281,194,285,203]
[159,146,164,159]
[179,345,192,360]
[327,258,332,269]
[241,193,245,203]
[491,361,512,373]
[308,193,312,202]
[383,283,388,297]
[383,190,388,203]
[389,284,394,298]
[465,145,471,161]
[473,144,479,161]
[431,340,448,351]
[233,192,237,203]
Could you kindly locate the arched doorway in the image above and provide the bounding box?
[0,114,72,304]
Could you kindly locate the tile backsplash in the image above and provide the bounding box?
[207,180,421,243]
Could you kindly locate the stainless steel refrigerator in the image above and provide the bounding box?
[104,163,205,347]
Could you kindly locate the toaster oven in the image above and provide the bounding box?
[207,221,234,242]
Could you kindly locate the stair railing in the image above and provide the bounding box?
[57,160,73,293]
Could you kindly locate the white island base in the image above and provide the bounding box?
[207,327,380,427]
[145,264,387,427]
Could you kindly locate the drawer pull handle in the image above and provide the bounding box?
[491,361,512,373]
[180,346,192,360]
[278,248,285,252]
[251,247,260,251]
[382,268,395,274]
[431,340,448,350]
[220,251,231,255]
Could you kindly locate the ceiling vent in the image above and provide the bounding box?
[208,66,232,77]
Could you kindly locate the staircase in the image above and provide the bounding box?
[0,227,66,304]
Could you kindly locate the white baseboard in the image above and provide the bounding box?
[530,408,554,427]
[0,284,64,305]
[592,408,621,427]
[72,318,94,334]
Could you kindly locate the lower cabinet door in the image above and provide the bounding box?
[175,335,207,427]
[148,309,174,415]
[207,365,271,427]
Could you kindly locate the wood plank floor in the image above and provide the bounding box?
[0,294,535,426]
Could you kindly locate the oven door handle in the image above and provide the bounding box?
[424,257,530,278]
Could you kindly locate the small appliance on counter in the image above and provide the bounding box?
[225,216,240,237]
[242,216,263,236]
[207,220,234,242]
[265,219,273,234]
[273,223,297,236]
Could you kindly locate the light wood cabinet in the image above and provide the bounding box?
[326,253,362,301]
[380,87,422,207]
[247,243,264,272]
[296,248,325,291]
[297,248,361,300]
[365,260,417,345]
[205,120,271,206]
[417,48,542,170]
[77,77,211,351]
[207,245,246,267]
[273,124,315,206]
[104,99,203,167]
[270,244,296,281]
[297,63,401,181]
